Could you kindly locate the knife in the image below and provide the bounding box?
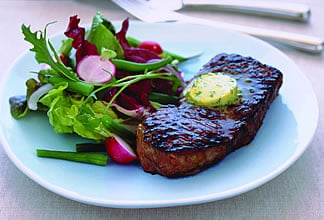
[148,0,311,22]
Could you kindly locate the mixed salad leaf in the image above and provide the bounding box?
[9,12,190,165]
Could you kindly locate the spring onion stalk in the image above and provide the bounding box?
[76,143,106,152]
[36,149,108,166]
[48,76,94,96]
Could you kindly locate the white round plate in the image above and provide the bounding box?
[0,22,319,208]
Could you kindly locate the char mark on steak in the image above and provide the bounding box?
[136,53,283,177]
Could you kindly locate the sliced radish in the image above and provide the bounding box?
[105,134,137,164]
[76,55,116,83]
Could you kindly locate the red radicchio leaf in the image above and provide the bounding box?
[112,103,150,119]
[124,81,152,106]
[124,55,147,64]
[116,18,131,50]
[115,93,152,119]
[105,75,154,117]
[115,18,161,63]
[64,15,84,49]
[124,48,161,63]
[116,93,143,110]
[64,15,98,63]
[151,79,174,95]
[114,71,152,106]
[75,41,98,64]
[106,89,150,119]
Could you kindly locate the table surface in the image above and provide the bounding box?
[0,0,323,219]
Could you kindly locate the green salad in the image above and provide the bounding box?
[9,12,189,165]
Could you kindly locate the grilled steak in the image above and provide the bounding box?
[136,53,283,177]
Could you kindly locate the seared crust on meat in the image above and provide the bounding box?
[136,53,283,177]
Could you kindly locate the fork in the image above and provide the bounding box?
[112,0,323,53]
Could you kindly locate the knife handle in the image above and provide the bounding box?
[179,15,323,53]
[183,0,311,22]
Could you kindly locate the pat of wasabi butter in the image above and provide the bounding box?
[185,72,240,107]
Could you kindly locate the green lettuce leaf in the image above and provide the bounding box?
[58,38,73,57]
[91,12,116,35]
[88,13,124,59]
[39,83,121,142]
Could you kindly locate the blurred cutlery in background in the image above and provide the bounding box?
[147,0,311,22]
[113,0,323,53]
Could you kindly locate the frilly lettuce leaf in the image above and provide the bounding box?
[39,83,120,142]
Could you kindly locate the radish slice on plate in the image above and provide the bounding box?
[77,55,116,83]
[105,134,137,164]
